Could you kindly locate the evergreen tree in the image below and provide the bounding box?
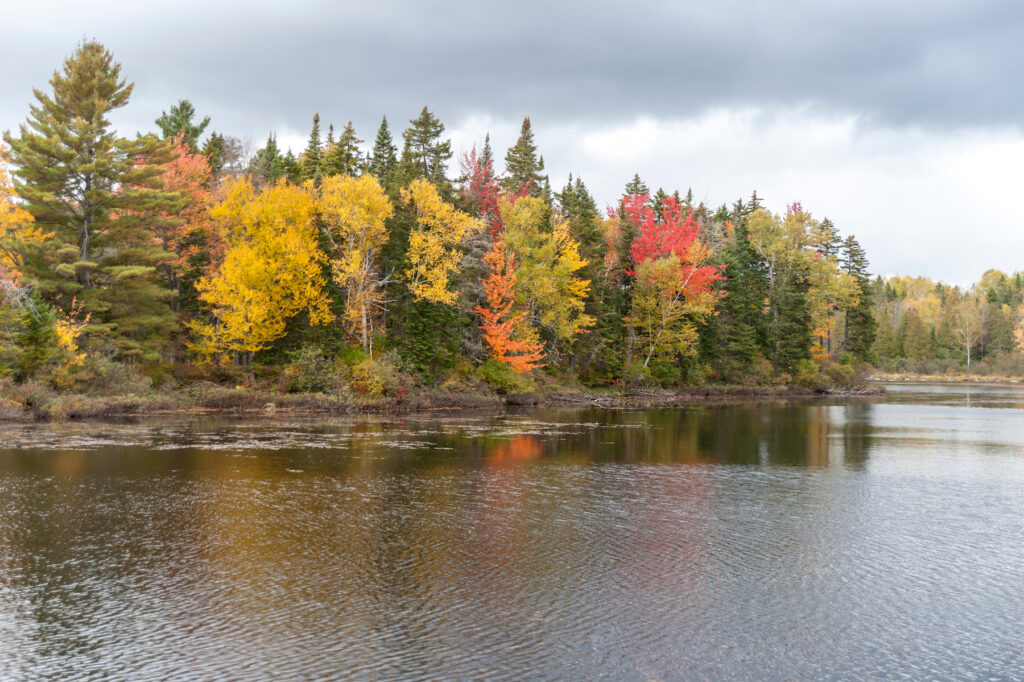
[813,217,842,256]
[248,134,287,183]
[769,271,812,371]
[324,121,363,177]
[155,99,210,152]
[841,235,877,361]
[623,173,649,197]
[201,132,226,181]
[479,134,495,183]
[717,220,770,380]
[399,107,452,191]
[300,113,324,183]
[3,41,180,360]
[367,116,397,181]
[503,117,548,197]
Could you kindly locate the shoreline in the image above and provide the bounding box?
[0,383,884,423]
[868,373,1023,385]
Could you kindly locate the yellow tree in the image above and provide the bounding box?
[316,174,393,355]
[190,178,331,362]
[500,196,594,349]
[0,144,47,303]
[400,178,482,304]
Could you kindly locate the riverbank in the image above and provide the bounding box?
[869,372,1023,385]
[0,382,884,422]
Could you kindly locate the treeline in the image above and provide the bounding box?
[0,41,879,399]
[872,271,1024,376]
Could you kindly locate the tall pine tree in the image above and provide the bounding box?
[841,235,877,361]
[503,117,547,197]
[3,40,180,361]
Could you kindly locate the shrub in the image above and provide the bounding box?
[284,345,337,393]
[648,357,682,387]
[351,351,402,398]
[793,359,821,388]
[478,358,531,394]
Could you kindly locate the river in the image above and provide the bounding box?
[1,383,1022,679]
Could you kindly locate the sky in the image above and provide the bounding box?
[2,0,1023,286]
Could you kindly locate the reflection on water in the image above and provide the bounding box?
[0,386,1023,679]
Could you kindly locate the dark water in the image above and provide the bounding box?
[1,384,1023,680]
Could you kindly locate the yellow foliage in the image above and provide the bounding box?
[191,178,331,358]
[315,174,393,350]
[0,145,48,285]
[500,196,594,343]
[400,179,482,305]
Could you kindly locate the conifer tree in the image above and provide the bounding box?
[399,107,452,191]
[503,117,547,197]
[367,116,397,181]
[155,99,210,152]
[3,41,180,360]
[841,235,877,361]
[716,220,770,380]
[301,113,324,183]
[324,121,363,177]
[202,132,227,181]
[249,134,287,183]
[624,174,649,197]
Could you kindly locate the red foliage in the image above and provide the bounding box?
[460,145,531,241]
[623,192,725,297]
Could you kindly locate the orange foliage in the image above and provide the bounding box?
[155,135,223,293]
[474,241,545,373]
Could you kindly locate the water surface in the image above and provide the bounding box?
[1,384,1022,679]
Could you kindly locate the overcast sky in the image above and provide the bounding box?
[3,0,1023,285]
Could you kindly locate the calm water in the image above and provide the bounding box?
[1,384,1023,680]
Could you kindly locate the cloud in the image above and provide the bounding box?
[2,0,1021,285]
[449,108,1024,286]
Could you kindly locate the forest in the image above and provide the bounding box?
[2,41,1011,415]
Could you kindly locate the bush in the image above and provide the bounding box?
[622,360,654,389]
[478,358,531,394]
[648,357,682,387]
[793,359,821,388]
[351,351,402,398]
[284,345,337,393]
[50,356,152,395]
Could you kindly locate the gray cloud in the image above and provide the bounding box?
[3,0,1022,285]
[3,0,1023,141]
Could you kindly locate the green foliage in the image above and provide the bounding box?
[647,356,682,387]
[284,345,336,393]
[155,99,210,152]
[14,302,59,380]
[478,357,531,394]
[503,117,547,197]
[3,41,180,361]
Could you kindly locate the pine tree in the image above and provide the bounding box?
[324,121,363,177]
[399,107,452,191]
[503,117,547,197]
[249,134,287,183]
[155,99,210,152]
[201,132,226,181]
[3,41,180,360]
[841,235,877,361]
[367,116,397,181]
[813,217,842,256]
[300,113,324,183]
[624,173,649,197]
[716,220,770,380]
[480,134,495,182]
